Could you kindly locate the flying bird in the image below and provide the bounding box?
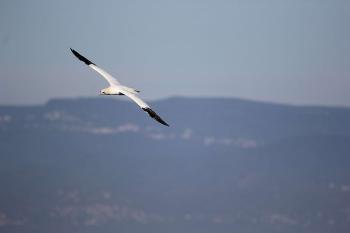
[70,48,169,126]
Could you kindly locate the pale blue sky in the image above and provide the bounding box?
[0,0,349,106]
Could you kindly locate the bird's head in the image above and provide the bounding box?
[100,89,107,95]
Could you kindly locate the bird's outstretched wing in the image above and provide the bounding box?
[119,89,169,127]
[70,48,120,86]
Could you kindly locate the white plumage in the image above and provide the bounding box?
[70,48,169,126]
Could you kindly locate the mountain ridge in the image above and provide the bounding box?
[0,97,349,233]
[3,95,350,109]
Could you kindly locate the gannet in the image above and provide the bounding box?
[70,48,169,126]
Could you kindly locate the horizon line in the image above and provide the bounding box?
[1,95,350,109]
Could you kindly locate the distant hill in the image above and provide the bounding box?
[0,97,350,233]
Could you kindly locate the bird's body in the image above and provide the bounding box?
[100,86,126,95]
[100,86,139,95]
[70,48,169,126]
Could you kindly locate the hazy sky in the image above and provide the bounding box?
[0,0,349,106]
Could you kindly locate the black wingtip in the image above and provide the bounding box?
[142,107,169,127]
[70,48,95,66]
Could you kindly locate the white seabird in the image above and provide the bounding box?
[70,48,169,126]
